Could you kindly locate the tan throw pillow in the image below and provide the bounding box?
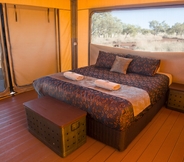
[110,56,133,74]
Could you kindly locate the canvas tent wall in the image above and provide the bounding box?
[0,0,71,98]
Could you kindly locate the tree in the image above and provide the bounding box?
[149,20,169,35]
[140,28,151,35]
[121,24,140,38]
[91,12,123,38]
[160,21,170,33]
[171,23,184,36]
[149,20,160,35]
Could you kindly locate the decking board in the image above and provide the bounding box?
[0,90,184,162]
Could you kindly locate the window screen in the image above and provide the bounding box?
[91,6,184,52]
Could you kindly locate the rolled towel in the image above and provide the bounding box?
[94,79,121,90]
[63,72,84,81]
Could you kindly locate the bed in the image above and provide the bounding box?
[33,51,171,151]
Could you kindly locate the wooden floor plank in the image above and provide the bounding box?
[0,90,184,162]
[168,125,184,162]
[0,109,25,123]
[0,136,37,162]
[0,117,26,133]
[153,112,184,162]
[89,145,116,162]
[0,128,28,146]
[106,108,165,162]
[0,113,25,128]
[0,124,26,139]
[0,108,23,119]
[0,131,34,154]
[0,91,37,109]
[0,101,20,110]
[136,110,179,162]
[20,142,58,162]
[5,139,42,162]
[121,108,172,162]
[71,141,106,162]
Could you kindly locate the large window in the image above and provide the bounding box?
[91,6,184,52]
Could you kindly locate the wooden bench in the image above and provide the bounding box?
[23,96,87,157]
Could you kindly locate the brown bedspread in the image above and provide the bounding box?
[33,65,169,131]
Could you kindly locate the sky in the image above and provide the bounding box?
[111,6,184,29]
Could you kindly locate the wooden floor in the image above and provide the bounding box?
[0,90,184,162]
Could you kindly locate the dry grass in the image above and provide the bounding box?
[92,33,184,52]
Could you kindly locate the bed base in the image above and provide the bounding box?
[86,95,166,151]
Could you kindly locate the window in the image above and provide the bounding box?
[91,6,184,52]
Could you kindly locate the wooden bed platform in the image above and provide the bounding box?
[87,95,166,151]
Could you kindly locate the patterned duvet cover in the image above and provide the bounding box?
[33,65,169,131]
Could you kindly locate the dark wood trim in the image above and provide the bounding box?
[71,0,78,69]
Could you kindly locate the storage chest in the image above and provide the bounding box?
[23,96,87,157]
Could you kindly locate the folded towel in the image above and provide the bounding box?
[63,72,84,81]
[94,79,121,90]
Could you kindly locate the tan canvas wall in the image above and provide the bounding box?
[0,1,71,72]
[0,0,70,9]
[1,1,71,72]
[59,10,71,71]
[0,1,71,97]
[78,0,184,9]
[78,10,89,67]
[4,4,58,91]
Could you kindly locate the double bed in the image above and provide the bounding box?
[33,51,171,151]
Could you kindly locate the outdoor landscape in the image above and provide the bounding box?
[91,11,184,52]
